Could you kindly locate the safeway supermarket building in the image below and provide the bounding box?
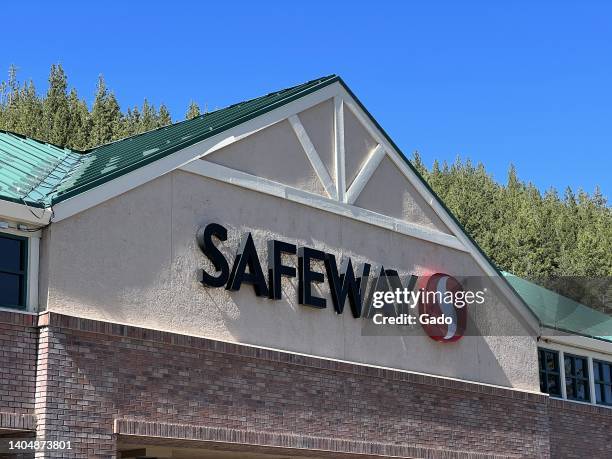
[0,75,610,458]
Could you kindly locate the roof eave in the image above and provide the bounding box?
[0,197,52,226]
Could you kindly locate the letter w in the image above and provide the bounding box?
[325,254,370,318]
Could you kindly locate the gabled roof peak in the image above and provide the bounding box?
[0,75,339,208]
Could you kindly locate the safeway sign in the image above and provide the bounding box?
[197,223,480,343]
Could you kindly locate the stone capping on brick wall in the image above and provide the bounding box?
[37,311,546,403]
[114,419,518,459]
[0,412,36,431]
[0,310,37,327]
[549,397,612,417]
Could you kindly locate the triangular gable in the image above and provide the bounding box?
[43,76,540,334]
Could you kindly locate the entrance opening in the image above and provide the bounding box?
[118,444,317,459]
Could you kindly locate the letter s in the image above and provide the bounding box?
[197,223,230,287]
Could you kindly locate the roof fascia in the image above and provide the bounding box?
[0,199,52,226]
[541,330,612,356]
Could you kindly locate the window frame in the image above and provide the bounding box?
[538,348,562,397]
[563,353,591,402]
[593,359,612,407]
[0,231,29,310]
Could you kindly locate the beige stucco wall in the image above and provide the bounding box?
[344,106,378,188]
[299,99,335,178]
[41,169,539,391]
[354,156,451,233]
[206,119,326,196]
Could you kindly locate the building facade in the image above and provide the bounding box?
[0,76,610,458]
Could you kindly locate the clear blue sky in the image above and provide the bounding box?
[4,1,611,198]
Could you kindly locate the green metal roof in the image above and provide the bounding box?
[0,131,81,207]
[503,272,612,343]
[0,75,338,208]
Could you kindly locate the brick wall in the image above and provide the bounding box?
[0,311,37,417]
[549,398,612,458]
[34,312,552,459]
[2,311,609,458]
[0,312,37,459]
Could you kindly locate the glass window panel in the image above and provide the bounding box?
[0,236,23,272]
[540,373,547,393]
[593,361,612,406]
[595,385,603,404]
[547,374,560,396]
[546,352,558,371]
[565,356,572,374]
[576,381,589,401]
[574,358,583,372]
[538,349,564,397]
[0,272,21,305]
[594,362,602,381]
[575,358,586,377]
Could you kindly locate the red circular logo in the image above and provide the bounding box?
[418,273,467,342]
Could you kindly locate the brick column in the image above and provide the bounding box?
[0,311,37,417]
[0,311,37,459]
[34,325,116,459]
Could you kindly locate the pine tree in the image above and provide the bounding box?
[43,64,70,146]
[6,64,19,104]
[1,65,24,134]
[185,100,201,120]
[427,159,444,195]
[411,151,426,176]
[90,75,121,146]
[158,104,172,127]
[139,99,157,133]
[411,157,611,279]
[66,89,91,150]
[120,107,140,138]
[17,80,44,139]
[565,190,612,276]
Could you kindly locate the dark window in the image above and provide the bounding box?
[594,360,612,407]
[0,233,27,309]
[564,354,590,402]
[538,348,561,396]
